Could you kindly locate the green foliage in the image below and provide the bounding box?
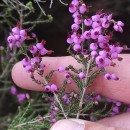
[8,102,50,130]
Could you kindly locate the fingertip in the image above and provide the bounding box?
[11,61,43,91]
[50,119,85,130]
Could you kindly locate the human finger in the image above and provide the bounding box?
[50,118,129,130]
[12,54,130,104]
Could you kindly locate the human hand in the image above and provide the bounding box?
[12,54,130,130]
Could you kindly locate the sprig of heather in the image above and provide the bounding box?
[67,0,125,80]
[7,25,27,50]
[67,0,126,118]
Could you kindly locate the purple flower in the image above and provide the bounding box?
[7,35,16,44]
[10,86,17,95]
[45,85,51,92]
[104,73,111,80]
[36,43,44,50]
[40,48,48,55]
[110,74,119,80]
[58,67,65,72]
[79,4,87,14]
[73,44,81,52]
[74,16,82,24]
[20,29,27,37]
[32,57,41,63]
[64,73,70,79]
[92,14,100,22]
[71,23,79,31]
[22,58,30,66]
[69,4,77,13]
[78,72,85,79]
[91,51,98,57]
[90,43,98,51]
[50,84,58,92]
[25,65,33,73]
[84,18,92,26]
[92,22,100,29]
[12,27,20,35]
[112,106,119,114]
[30,45,38,54]
[71,0,79,6]
[99,50,107,58]
[83,31,91,39]
[17,93,26,103]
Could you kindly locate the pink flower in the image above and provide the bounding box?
[36,43,44,50]
[17,93,26,103]
[64,73,70,79]
[40,48,48,55]
[111,52,118,59]
[92,22,100,29]
[67,35,74,44]
[25,65,33,73]
[50,84,58,92]
[45,85,51,92]
[74,16,82,24]
[73,35,83,44]
[110,74,119,80]
[83,31,91,39]
[22,58,30,66]
[79,4,87,14]
[104,73,111,80]
[78,72,85,79]
[117,21,124,27]
[69,4,77,13]
[113,22,124,33]
[91,51,98,57]
[71,23,79,31]
[92,14,100,22]
[32,57,41,63]
[73,44,81,52]
[71,0,79,6]
[99,50,107,58]
[90,43,98,51]
[84,18,92,26]
[7,35,16,44]
[58,67,65,72]
[15,41,21,48]
[10,86,18,95]
[20,29,27,37]
[98,35,109,43]
[30,45,38,54]
[72,11,79,18]
[12,27,20,35]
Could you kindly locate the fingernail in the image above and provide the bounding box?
[51,119,85,130]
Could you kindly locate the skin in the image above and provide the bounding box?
[12,54,130,130]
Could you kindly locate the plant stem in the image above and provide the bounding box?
[53,92,67,119]
[14,116,50,128]
[76,58,91,119]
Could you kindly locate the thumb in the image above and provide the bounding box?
[50,119,126,130]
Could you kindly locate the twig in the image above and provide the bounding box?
[59,0,68,6]
[53,92,67,119]
[14,116,50,128]
[34,0,46,16]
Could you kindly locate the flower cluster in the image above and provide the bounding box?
[7,26,27,50]
[44,84,58,93]
[22,40,53,73]
[10,86,29,103]
[67,0,124,80]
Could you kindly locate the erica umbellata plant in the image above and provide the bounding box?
[6,0,130,129]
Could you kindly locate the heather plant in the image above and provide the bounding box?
[0,0,130,130]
